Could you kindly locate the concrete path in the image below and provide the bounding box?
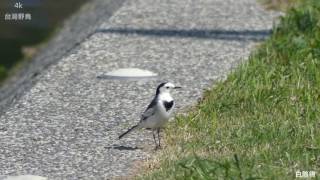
[0,0,279,179]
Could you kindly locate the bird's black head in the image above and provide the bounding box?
[156,82,167,95]
[155,82,181,95]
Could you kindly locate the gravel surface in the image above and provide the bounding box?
[0,0,280,179]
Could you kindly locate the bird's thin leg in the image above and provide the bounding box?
[157,128,161,148]
[152,130,158,148]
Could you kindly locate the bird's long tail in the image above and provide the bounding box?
[119,125,138,139]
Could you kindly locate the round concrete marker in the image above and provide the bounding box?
[98,68,157,80]
[3,175,47,180]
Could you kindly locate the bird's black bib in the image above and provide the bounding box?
[163,101,174,111]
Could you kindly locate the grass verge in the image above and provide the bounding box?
[140,0,320,179]
[260,0,298,11]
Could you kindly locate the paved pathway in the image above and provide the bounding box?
[0,0,279,179]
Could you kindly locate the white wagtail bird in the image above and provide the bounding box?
[119,82,181,149]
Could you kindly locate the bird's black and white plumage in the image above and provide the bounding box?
[119,82,181,149]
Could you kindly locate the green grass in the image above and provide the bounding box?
[140,0,320,179]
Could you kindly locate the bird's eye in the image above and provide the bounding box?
[166,87,169,89]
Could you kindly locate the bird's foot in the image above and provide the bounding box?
[154,145,162,151]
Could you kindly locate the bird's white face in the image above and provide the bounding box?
[158,82,181,94]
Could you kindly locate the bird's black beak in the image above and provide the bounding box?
[174,86,182,89]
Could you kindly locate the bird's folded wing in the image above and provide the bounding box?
[140,97,157,121]
[141,106,156,121]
